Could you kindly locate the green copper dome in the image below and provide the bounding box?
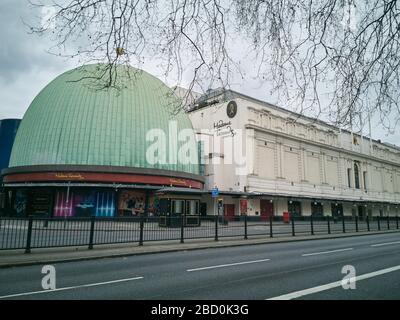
[9,64,199,175]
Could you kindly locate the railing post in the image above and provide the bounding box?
[310,215,314,235]
[327,215,331,234]
[24,216,33,254]
[387,215,390,230]
[139,216,144,246]
[291,215,295,237]
[244,214,248,240]
[378,216,381,231]
[366,215,370,231]
[88,216,95,250]
[180,214,184,243]
[269,215,273,238]
[342,215,346,233]
[214,215,219,241]
[355,216,359,232]
[397,215,399,229]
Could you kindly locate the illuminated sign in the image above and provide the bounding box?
[55,173,85,180]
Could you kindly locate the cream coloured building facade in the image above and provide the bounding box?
[188,89,400,219]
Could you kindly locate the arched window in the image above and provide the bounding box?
[354,163,360,189]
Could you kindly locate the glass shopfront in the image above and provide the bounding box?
[12,189,52,217]
[159,198,201,227]
[186,200,199,216]
[14,189,28,216]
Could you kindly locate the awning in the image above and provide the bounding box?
[2,182,161,190]
[155,187,205,195]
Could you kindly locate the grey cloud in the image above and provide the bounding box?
[0,0,398,145]
[0,0,68,82]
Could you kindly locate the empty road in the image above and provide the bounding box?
[0,231,399,300]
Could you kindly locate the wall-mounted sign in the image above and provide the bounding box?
[226,101,238,118]
[55,173,85,180]
[213,119,236,137]
[211,187,219,198]
[214,120,231,129]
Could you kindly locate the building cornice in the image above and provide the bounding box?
[189,90,400,153]
[246,123,400,169]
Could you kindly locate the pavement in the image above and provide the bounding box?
[0,229,399,268]
[0,231,400,300]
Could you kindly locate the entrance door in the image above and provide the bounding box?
[357,205,365,220]
[331,203,343,218]
[260,200,274,221]
[311,202,323,217]
[224,204,235,221]
[288,201,302,217]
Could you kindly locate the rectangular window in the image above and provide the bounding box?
[185,200,199,215]
[198,141,205,176]
[172,200,185,215]
[347,168,352,188]
[363,171,367,190]
[354,164,360,189]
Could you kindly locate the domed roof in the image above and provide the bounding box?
[9,64,199,175]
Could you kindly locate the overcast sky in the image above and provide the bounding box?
[0,0,399,146]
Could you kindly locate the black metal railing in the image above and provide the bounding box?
[0,214,398,253]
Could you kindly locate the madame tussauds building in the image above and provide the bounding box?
[1,64,204,220]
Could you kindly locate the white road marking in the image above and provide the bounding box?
[267,265,400,300]
[371,241,400,247]
[301,248,353,257]
[0,276,144,299]
[187,259,271,272]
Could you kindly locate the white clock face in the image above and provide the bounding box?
[227,101,237,118]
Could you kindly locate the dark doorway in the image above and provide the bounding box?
[260,200,274,221]
[288,201,302,217]
[357,205,366,220]
[331,203,343,217]
[311,202,324,217]
[200,202,207,216]
[158,198,170,215]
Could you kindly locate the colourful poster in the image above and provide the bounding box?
[240,199,248,215]
[94,191,115,217]
[118,190,159,216]
[53,190,75,217]
[54,189,115,217]
[73,191,96,217]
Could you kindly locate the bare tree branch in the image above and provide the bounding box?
[27,0,400,132]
